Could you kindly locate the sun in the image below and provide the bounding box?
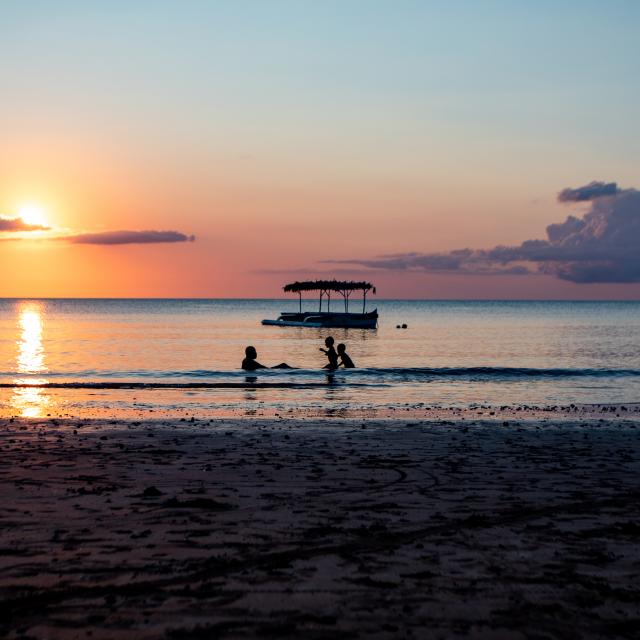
[17,203,49,228]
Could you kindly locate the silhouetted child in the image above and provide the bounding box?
[242,346,293,371]
[319,336,339,369]
[337,343,355,368]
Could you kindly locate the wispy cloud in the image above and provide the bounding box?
[66,230,196,245]
[0,216,50,232]
[325,250,533,276]
[325,181,640,284]
[255,267,376,277]
[1,215,196,247]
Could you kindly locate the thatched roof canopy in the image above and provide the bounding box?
[283,280,376,294]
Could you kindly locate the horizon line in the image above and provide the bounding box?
[2,296,640,303]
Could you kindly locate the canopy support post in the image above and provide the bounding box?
[281,280,375,317]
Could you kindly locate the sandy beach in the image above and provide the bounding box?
[1,409,639,639]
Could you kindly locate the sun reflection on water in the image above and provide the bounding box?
[13,302,50,418]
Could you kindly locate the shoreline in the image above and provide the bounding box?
[2,413,639,638]
[3,398,640,422]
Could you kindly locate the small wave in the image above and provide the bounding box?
[0,380,373,390]
[358,366,640,379]
[1,366,638,388]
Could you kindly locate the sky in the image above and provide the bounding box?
[1,0,639,299]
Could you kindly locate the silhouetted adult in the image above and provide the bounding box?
[241,346,293,370]
[242,346,266,370]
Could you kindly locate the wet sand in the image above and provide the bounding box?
[1,409,639,639]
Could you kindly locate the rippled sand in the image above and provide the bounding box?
[1,409,639,639]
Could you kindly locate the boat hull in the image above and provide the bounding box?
[262,310,378,329]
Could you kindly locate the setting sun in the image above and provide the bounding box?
[18,203,49,228]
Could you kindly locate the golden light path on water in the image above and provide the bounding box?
[13,302,50,418]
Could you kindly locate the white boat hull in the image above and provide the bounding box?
[262,310,378,329]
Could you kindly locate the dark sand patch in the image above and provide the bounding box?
[1,414,639,638]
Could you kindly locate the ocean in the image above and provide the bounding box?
[1,298,639,419]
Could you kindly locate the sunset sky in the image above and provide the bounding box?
[1,1,639,298]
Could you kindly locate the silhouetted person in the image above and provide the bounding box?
[242,346,267,371]
[320,336,339,369]
[241,346,293,371]
[337,343,355,368]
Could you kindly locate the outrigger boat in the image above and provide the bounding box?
[262,280,378,329]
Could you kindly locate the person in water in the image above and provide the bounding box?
[319,336,339,369]
[337,343,355,368]
[241,346,293,370]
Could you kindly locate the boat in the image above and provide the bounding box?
[262,280,378,329]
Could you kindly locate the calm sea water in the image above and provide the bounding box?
[1,298,639,418]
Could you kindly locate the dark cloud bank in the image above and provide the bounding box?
[67,230,195,245]
[0,216,50,232]
[327,181,640,284]
[557,181,620,203]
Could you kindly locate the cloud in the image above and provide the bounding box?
[255,267,379,277]
[328,182,640,284]
[1,221,196,246]
[324,251,533,277]
[557,180,620,203]
[66,230,196,245]
[0,216,50,232]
